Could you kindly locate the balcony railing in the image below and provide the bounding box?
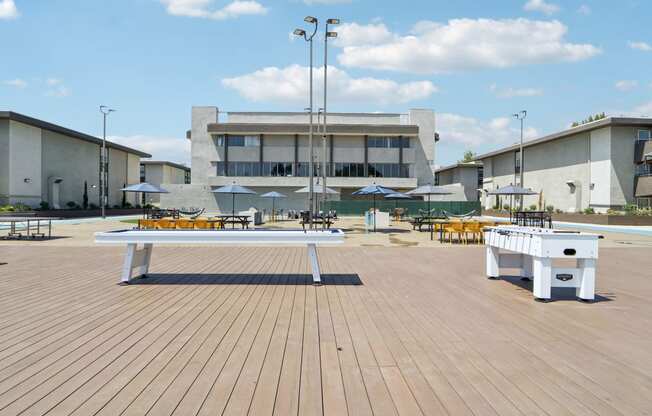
[635,139,652,164]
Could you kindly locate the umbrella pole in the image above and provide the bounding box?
[272,198,275,223]
[373,194,376,232]
[232,193,235,229]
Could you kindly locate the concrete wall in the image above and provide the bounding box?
[228,112,402,125]
[7,121,43,206]
[0,120,8,205]
[144,163,188,203]
[610,126,637,206]
[408,109,436,185]
[191,106,219,185]
[437,166,479,201]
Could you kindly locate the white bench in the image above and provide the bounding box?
[484,226,600,302]
[95,229,345,285]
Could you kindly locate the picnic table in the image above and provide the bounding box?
[0,217,59,239]
[300,215,335,230]
[512,211,553,228]
[410,216,446,231]
[216,215,251,229]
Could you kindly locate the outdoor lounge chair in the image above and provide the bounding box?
[443,221,466,244]
[463,221,483,244]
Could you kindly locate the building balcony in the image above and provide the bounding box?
[635,175,652,198]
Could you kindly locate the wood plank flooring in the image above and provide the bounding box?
[0,245,651,415]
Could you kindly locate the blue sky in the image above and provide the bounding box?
[1,0,651,166]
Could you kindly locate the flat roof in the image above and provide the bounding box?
[226,111,403,117]
[140,160,190,171]
[0,111,151,157]
[475,117,652,161]
[207,123,419,136]
[435,161,482,174]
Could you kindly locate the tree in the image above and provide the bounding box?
[121,183,127,208]
[572,112,606,127]
[82,181,89,210]
[459,150,476,163]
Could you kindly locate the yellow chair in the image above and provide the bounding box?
[140,219,157,229]
[463,221,483,244]
[443,221,466,244]
[175,219,195,229]
[156,219,176,229]
[193,219,213,230]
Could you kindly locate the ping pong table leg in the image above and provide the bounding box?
[307,243,322,285]
[141,243,153,277]
[532,257,552,301]
[521,254,533,281]
[486,246,500,279]
[121,244,137,285]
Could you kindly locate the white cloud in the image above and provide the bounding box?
[577,4,591,15]
[523,0,560,15]
[629,41,652,52]
[3,78,27,88]
[0,0,18,19]
[222,64,438,104]
[615,80,638,92]
[46,78,62,86]
[43,78,71,97]
[336,19,600,74]
[160,0,267,20]
[489,83,543,98]
[438,113,538,146]
[109,135,191,165]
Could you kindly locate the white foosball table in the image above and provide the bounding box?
[484,226,600,302]
[95,229,345,285]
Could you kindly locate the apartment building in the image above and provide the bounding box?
[140,160,190,203]
[160,106,436,211]
[475,117,652,213]
[0,111,150,208]
[434,161,483,201]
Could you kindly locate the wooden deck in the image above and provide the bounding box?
[1,245,652,415]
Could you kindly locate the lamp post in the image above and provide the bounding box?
[513,110,527,209]
[99,105,115,219]
[294,16,318,229]
[322,18,339,227]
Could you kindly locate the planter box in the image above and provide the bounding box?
[484,210,652,226]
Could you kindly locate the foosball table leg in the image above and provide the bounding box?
[521,254,533,281]
[486,246,500,279]
[532,257,552,301]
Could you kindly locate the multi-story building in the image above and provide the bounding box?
[161,106,437,212]
[140,160,190,204]
[0,111,150,208]
[434,161,483,201]
[475,117,652,213]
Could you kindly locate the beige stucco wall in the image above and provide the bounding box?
[0,120,140,208]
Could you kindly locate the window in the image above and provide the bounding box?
[637,130,651,141]
[213,135,225,146]
[140,165,146,182]
[515,151,521,174]
[367,163,409,178]
[184,170,191,184]
[477,166,484,188]
[368,136,410,148]
[228,135,260,147]
[636,164,652,176]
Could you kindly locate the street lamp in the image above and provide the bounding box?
[294,16,318,229]
[322,17,339,227]
[99,105,116,219]
[513,110,527,209]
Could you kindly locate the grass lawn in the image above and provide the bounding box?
[121,219,139,225]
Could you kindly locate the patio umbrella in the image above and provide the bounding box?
[212,182,257,228]
[352,184,396,232]
[120,183,169,217]
[487,185,538,220]
[406,184,452,216]
[261,191,286,222]
[294,184,339,195]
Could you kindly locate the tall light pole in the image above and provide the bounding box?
[513,110,527,208]
[99,105,115,219]
[294,16,318,229]
[322,18,339,227]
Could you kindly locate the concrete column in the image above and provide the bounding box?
[364,135,369,177]
[294,134,299,175]
[329,134,334,177]
[259,134,264,176]
[399,135,404,177]
[224,134,229,176]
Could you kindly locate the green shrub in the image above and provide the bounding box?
[545,205,554,213]
[624,204,638,214]
[66,201,77,209]
[529,204,537,211]
[502,204,510,211]
[583,207,595,215]
[89,203,99,210]
[555,209,563,214]
[39,201,50,210]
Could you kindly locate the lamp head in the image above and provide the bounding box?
[304,16,317,24]
[293,28,306,37]
[327,18,340,25]
[326,31,338,38]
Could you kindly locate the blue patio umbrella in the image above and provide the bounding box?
[121,183,169,217]
[352,184,396,232]
[212,183,257,228]
[261,191,287,222]
[406,184,452,216]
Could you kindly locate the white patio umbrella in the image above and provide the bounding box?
[120,183,169,217]
[406,184,452,215]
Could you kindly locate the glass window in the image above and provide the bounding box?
[638,130,651,141]
[213,135,225,146]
